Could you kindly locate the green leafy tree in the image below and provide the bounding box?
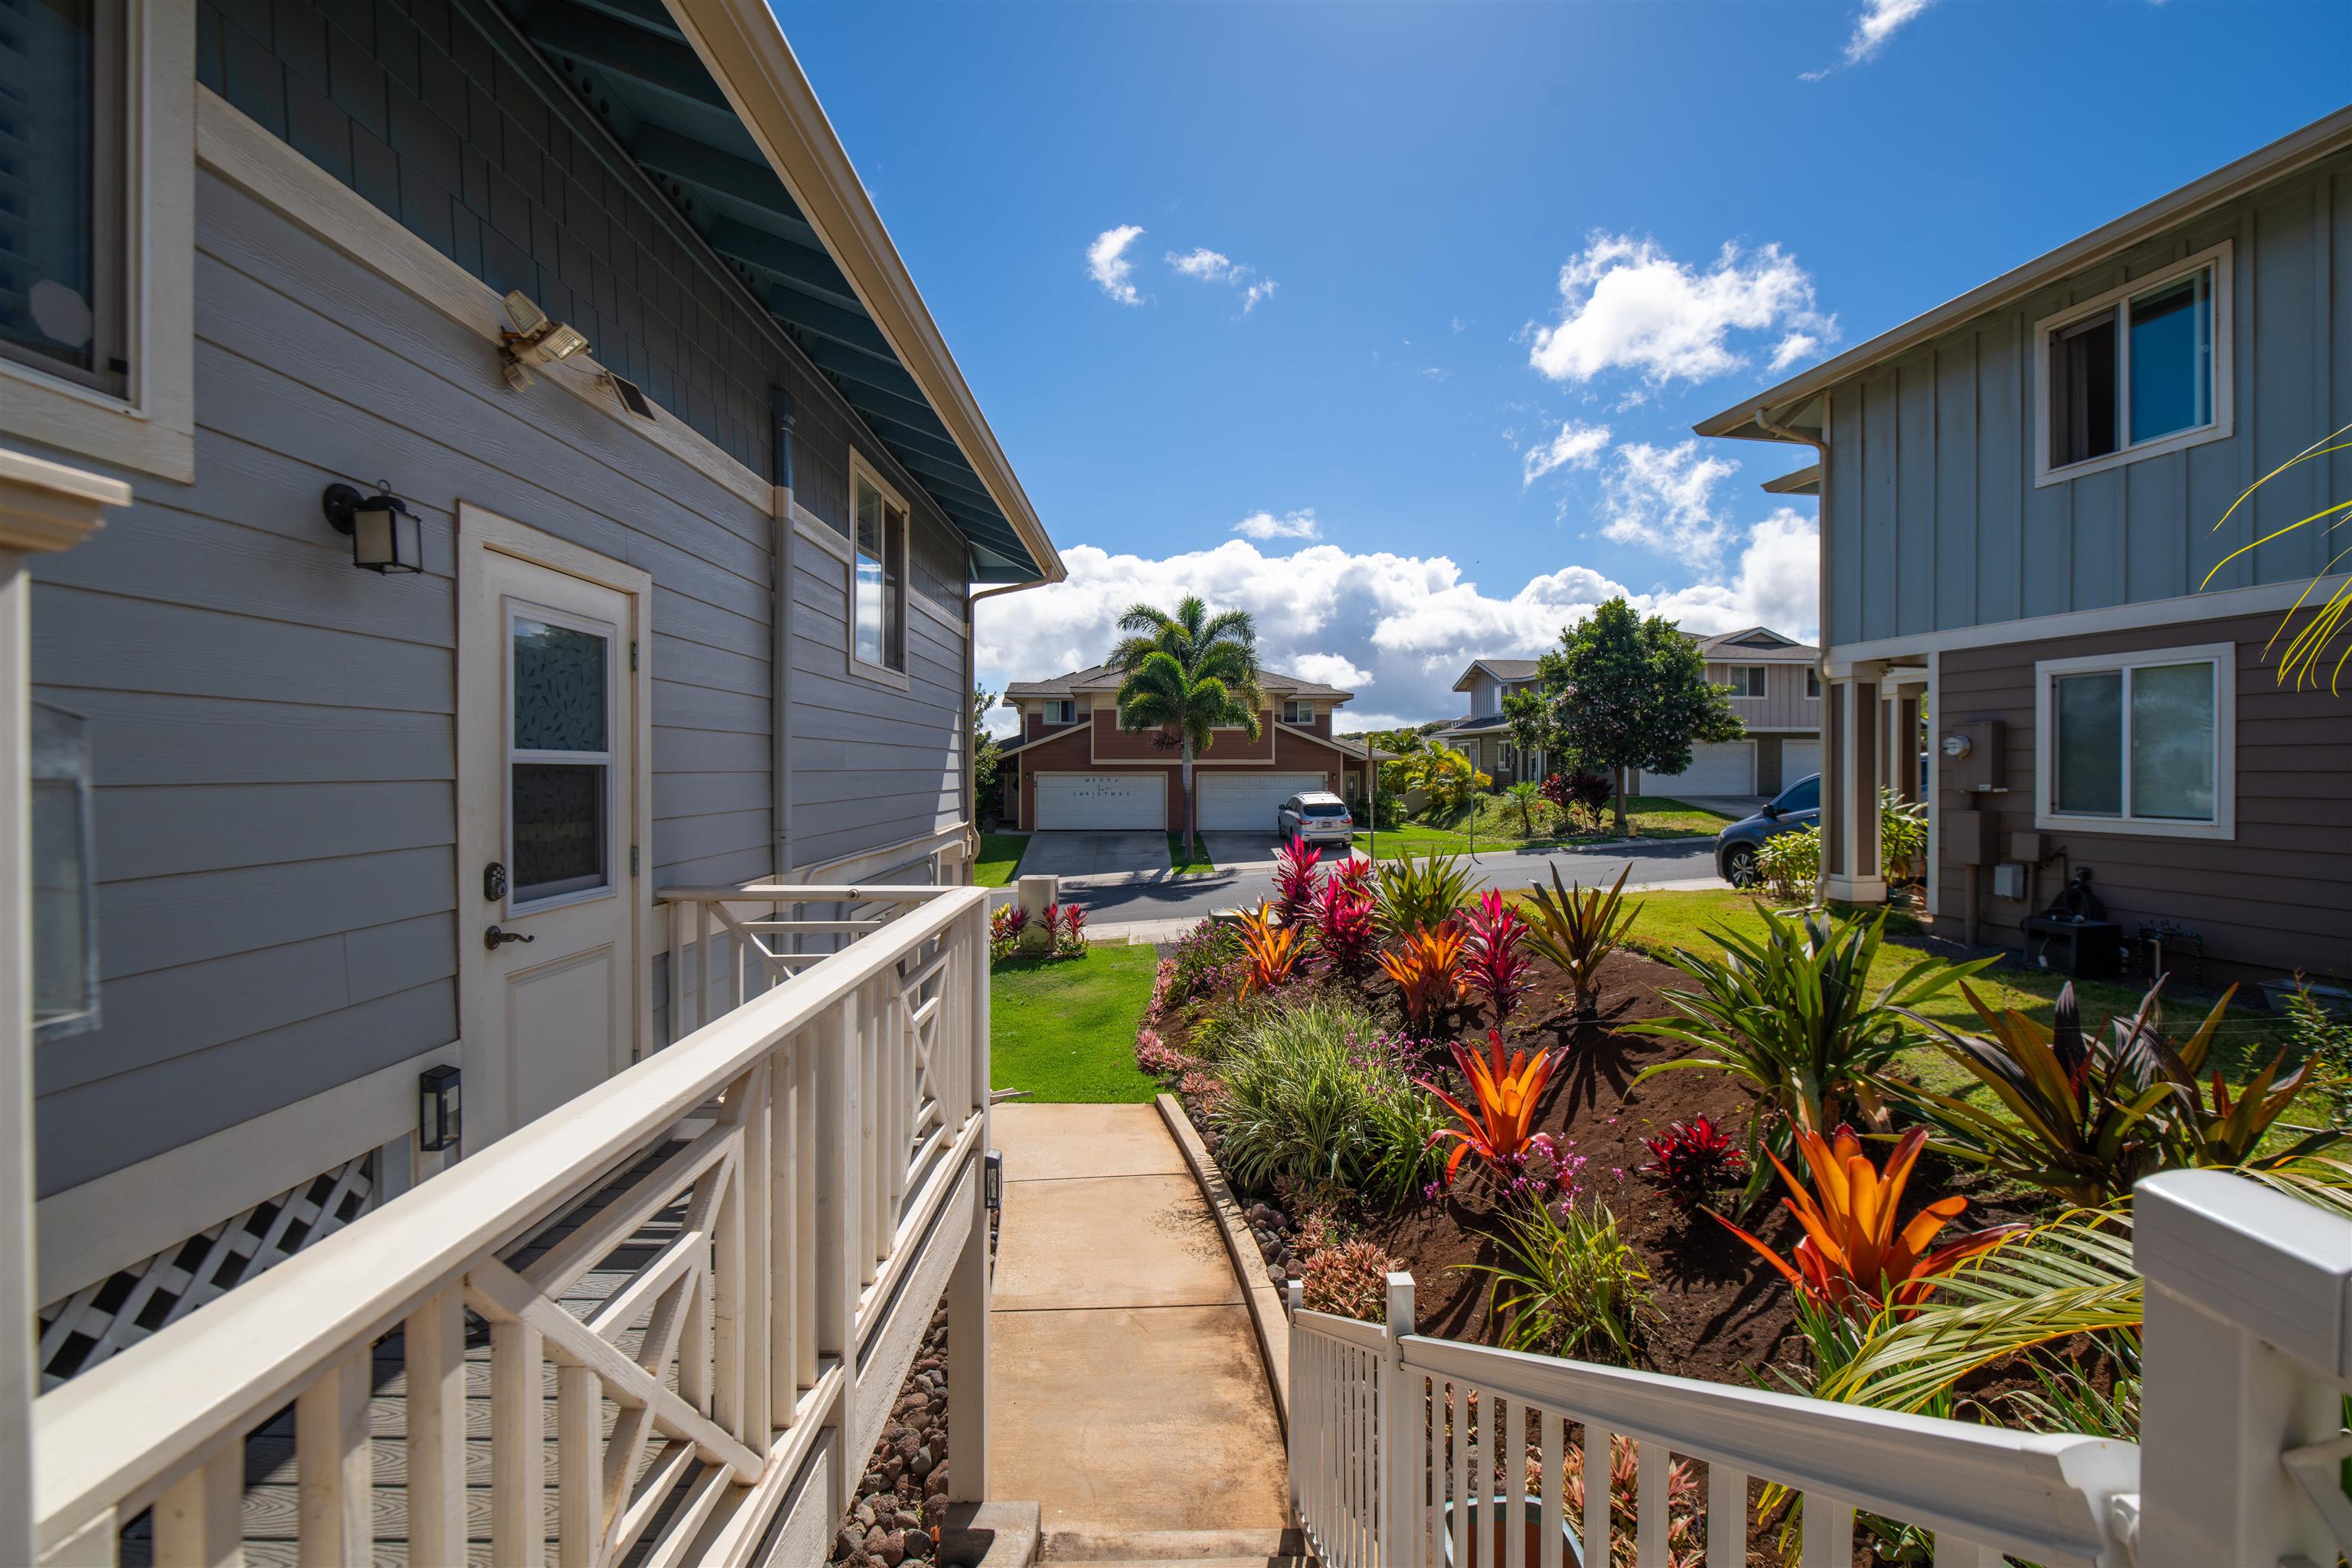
[1109,596,1264,860]
[971,684,1003,825]
[1534,598,1743,834]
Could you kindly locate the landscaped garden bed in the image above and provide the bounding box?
[1131,840,2350,1563]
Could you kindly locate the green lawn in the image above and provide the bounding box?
[990,942,1164,1102]
[1168,832,1216,874]
[1361,795,1737,860]
[1606,888,2308,1101]
[973,832,1028,888]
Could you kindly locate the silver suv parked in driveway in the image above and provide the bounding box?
[1276,790,1355,846]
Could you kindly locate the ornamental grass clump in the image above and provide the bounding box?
[1212,998,1425,1195]
[1458,890,1536,1026]
[1714,1123,2023,1321]
[1377,922,1465,1028]
[1521,865,1641,1019]
[1628,907,1991,1138]
[1472,1198,1651,1365]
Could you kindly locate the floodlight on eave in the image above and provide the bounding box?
[661,0,1064,586]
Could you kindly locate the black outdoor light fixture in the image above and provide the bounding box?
[418,1063,462,1154]
[321,481,423,573]
[983,1148,1003,1212]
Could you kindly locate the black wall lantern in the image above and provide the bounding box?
[322,482,423,574]
[418,1063,462,1153]
[983,1148,1003,1212]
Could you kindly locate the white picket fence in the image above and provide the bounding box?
[29,884,994,1568]
[1289,1168,2352,1568]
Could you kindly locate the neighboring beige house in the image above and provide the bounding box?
[1437,630,1823,797]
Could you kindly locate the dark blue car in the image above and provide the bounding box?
[1715,773,1819,886]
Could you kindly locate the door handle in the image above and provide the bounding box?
[484,925,536,950]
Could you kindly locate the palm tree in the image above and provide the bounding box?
[1109,596,1265,861]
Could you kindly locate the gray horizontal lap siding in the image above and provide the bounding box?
[1825,151,2352,648]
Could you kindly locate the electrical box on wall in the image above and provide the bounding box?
[1943,810,2000,867]
[1938,720,2005,793]
[1993,863,2027,900]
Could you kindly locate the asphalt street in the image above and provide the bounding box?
[990,835,1723,926]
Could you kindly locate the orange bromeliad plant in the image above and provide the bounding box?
[1424,1029,1561,1187]
[1377,921,1465,1027]
[1716,1124,2024,1318]
[1236,902,1306,996]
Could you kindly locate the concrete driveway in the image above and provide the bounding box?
[1016,830,1170,883]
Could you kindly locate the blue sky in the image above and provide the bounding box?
[778,1,2350,731]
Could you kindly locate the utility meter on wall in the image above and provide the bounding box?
[1941,720,2004,792]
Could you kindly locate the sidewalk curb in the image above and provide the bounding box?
[1155,1092,1292,1437]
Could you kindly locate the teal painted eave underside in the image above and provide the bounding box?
[489,0,1042,583]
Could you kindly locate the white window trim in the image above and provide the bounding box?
[845,449,910,690]
[2033,641,2235,841]
[2,0,196,482]
[1043,699,1076,725]
[1725,664,1769,699]
[2032,241,2234,488]
[1281,700,1315,725]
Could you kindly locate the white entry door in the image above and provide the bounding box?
[1198,771,1326,831]
[1643,740,1755,796]
[458,506,648,1149]
[1034,773,1165,830]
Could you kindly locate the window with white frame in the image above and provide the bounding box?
[0,0,194,479]
[1043,699,1075,725]
[1282,699,1314,725]
[2037,247,2230,483]
[1805,668,1821,699]
[2036,643,2233,838]
[850,459,907,677]
[1726,665,1767,698]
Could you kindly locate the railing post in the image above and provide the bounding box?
[946,1168,991,1503]
[1382,1272,1417,1568]
[815,989,863,1518]
[2135,1169,2352,1568]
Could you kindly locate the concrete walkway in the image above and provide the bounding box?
[987,1102,1290,1550]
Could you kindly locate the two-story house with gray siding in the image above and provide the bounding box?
[1432,658,1541,785]
[3,0,1061,1382]
[1697,106,2352,988]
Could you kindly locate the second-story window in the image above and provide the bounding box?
[1282,700,1314,724]
[851,460,907,676]
[1726,665,1767,698]
[1044,700,1075,725]
[2037,247,2229,482]
[1805,668,1821,699]
[0,0,126,398]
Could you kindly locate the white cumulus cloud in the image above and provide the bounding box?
[1231,509,1323,541]
[1845,0,1931,62]
[1600,440,1743,567]
[1521,420,1613,485]
[1168,247,1233,280]
[975,526,1817,731]
[1528,234,1832,386]
[1086,224,1146,304]
[1165,243,1279,314]
[1241,278,1279,313]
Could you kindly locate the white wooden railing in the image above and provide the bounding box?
[31,884,994,1568]
[1289,1169,2352,1568]
[661,880,960,1042]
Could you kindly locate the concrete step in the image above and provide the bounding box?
[1040,1526,1304,1563]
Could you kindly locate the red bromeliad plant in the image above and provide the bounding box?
[1638,1115,1748,1207]
[1458,889,1536,1027]
[1424,1029,1561,1187]
[1716,1124,2024,1318]
[1237,902,1308,996]
[1272,837,1325,929]
[1312,873,1379,977]
[1377,922,1465,1027]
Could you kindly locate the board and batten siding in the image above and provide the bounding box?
[1710,661,1820,733]
[1933,609,2352,983]
[1824,148,2352,648]
[23,167,782,1197]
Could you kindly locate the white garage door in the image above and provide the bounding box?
[1782,739,1821,784]
[1034,773,1165,830]
[1644,741,1755,796]
[1197,772,1326,831]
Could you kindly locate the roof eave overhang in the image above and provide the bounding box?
[665,2,1065,587]
[1694,106,2352,446]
